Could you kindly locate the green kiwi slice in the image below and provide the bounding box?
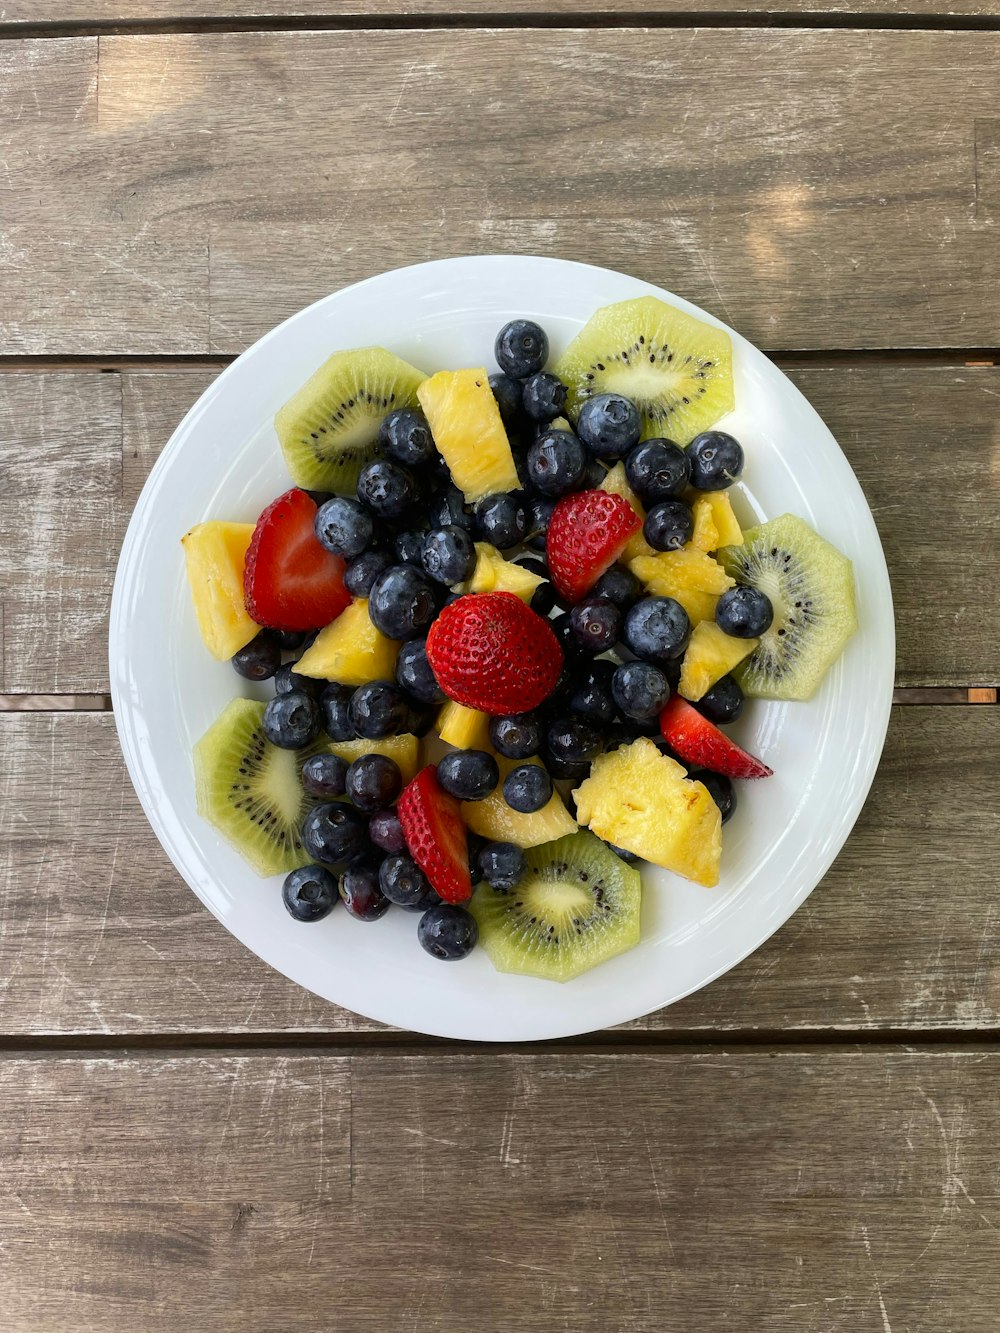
[554,295,734,445]
[193,697,328,877]
[275,346,427,493]
[470,831,641,982]
[718,513,858,701]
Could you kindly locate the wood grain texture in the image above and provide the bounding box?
[0,1049,997,1331]
[1,29,999,354]
[1,705,997,1036]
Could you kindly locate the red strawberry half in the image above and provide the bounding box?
[660,695,773,780]
[546,490,641,602]
[425,591,563,714]
[398,766,472,904]
[244,487,350,632]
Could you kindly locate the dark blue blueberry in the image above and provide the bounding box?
[624,596,691,662]
[625,438,691,503]
[689,769,737,824]
[345,754,403,812]
[262,690,320,749]
[368,564,438,640]
[567,659,617,725]
[379,854,439,911]
[301,803,367,865]
[344,548,393,599]
[231,631,281,681]
[339,863,391,921]
[576,392,642,459]
[489,372,525,427]
[545,716,603,775]
[273,662,324,699]
[478,840,525,891]
[606,843,640,864]
[643,499,694,552]
[395,638,444,704]
[301,752,349,799]
[551,611,590,665]
[282,865,338,922]
[695,674,744,725]
[276,630,306,651]
[357,459,418,520]
[314,495,373,559]
[581,457,608,490]
[516,557,559,615]
[687,431,744,490]
[570,596,621,654]
[526,429,586,497]
[393,528,426,567]
[437,749,499,802]
[418,903,479,960]
[716,585,773,638]
[473,492,528,550]
[421,525,477,585]
[522,372,568,424]
[378,407,435,467]
[348,680,408,739]
[611,660,671,721]
[369,809,407,854]
[503,763,552,814]
[305,490,334,508]
[591,563,641,609]
[319,682,355,741]
[404,700,436,738]
[428,484,473,533]
[526,495,556,551]
[495,319,548,380]
[466,831,487,883]
[489,712,542,760]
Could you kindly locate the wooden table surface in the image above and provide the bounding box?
[2,4,999,1330]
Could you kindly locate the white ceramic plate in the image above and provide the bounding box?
[110,256,894,1042]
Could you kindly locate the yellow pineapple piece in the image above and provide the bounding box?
[437,701,492,750]
[630,548,735,624]
[295,599,398,684]
[573,738,721,887]
[328,734,420,784]
[466,543,544,603]
[181,521,259,661]
[600,462,656,560]
[697,491,743,548]
[678,621,758,701]
[417,368,519,502]
[462,759,577,849]
[689,496,721,553]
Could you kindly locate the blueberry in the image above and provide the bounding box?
[489,372,525,427]
[273,662,323,699]
[428,484,473,533]
[418,903,479,960]
[567,659,617,725]
[522,372,568,424]
[687,431,744,490]
[516,556,559,615]
[368,564,437,639]
[581,458,607,490]
[301,752,349,799]
[624,596,691,662]
[591,563,641,609]
[339,863,391,921]
[625,438,691,503]
[478,840,525,891]
[689,769,737,824]
[344,548,393,599]
[314,495,373,559]
[368,810,406,855]
[607,842,640,864]
[394,528,426,567]
[379,407,435,467]
[345,754,403,812]
[546,716,603,769]
[473,492,528,551]
[319,682,355,741]
[276,630,306,651]
[262,690,320,749]
[301,803,367,865]
[357,459,418,520]
[611,660,671,721]
[576,392,641,459]
[404,700,436,738]
[716,585,773,638]
[495,319,548,380]
[503,763,552,814]
[282,865,339,922]
[570,596,621,654]
[231,631,281,681]
[489,712,542,760]
[466,831,487,883]
[395,638,444,704]
[644,499,694,552]
[379,854,438,911]
[349,680,408,738]
[437,750,499,802]
[422,525,477,585]
[695,674,744,725]
[526,495,556,551]
[551,611,590,666]
[526,429,586,497]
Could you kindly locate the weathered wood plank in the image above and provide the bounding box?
[1,706,997,1036]
[0,1050,997,1331]
[1,29,998,354]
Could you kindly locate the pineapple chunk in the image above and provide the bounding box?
[678,621,758,701]
[462,759,577,849]
[600,462,655,561]
[328,734,420,784]
[697,492,743,548]
[689,496,721,553]
[181,521,258,661]
[437,701,492,750]
[417,368,519,502]
[630,548,735,625]
[466,543,544,603]
[573,738,721,887]
[295,599,398,684]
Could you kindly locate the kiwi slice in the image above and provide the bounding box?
[275,346,427,493]
[194,697,328,877]
[718,513,858,701]
[470,830,641,983]
[554,295,734,445]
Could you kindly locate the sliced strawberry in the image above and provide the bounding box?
[425,591,563,714]
[546,490,641,602]
[243,487,350,632]
[398,766,472,904]
[659,694,773,780]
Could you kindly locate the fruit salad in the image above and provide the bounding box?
[182,296,858,980]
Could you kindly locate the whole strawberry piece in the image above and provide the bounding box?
[659,695,773,780]
[398,766,472,904]
[426,591,563,715]
[244,488,350,632]
[546,490,641,602]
